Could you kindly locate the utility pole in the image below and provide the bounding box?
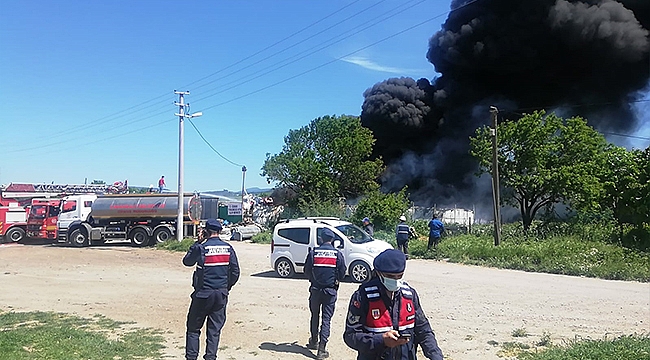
[490,106,502,246]
[240,166,247,223]
[175,91,189,242]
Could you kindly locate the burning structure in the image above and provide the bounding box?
[361,0,650,210]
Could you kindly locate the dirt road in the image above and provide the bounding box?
[0,241,648,360]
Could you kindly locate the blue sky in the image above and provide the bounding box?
[0,0,452,192]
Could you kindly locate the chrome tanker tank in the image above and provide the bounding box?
[89,194,202,220]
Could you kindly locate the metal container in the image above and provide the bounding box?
[90,194,201,220]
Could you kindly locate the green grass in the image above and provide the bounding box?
[374,224,650,282]
[517,334,650,360]
[250,230,272,244]
[155,238,195,252]
[0,311,164,360]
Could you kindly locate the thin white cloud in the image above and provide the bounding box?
[341,56,412,74]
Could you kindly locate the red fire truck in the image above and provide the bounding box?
[26,198,61,240]
[1,182,127,243]
[0,193,29,243]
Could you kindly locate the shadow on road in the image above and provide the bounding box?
[251,270,309,281]
[259,341,316,359]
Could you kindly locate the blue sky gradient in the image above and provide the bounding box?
[1,0,451,192]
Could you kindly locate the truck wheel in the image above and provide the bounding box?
[130,228,150,247]
[153,227,173,244]
[69,229,89,247]
[6,227,26,243]
[350,261,371,283]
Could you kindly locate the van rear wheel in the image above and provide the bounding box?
[275,258,295,278]
[350,261,371,283]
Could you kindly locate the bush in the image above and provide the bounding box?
[251,230,273,244]
[155,238,194,252]
[351,188,410,231]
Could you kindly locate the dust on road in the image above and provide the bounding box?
[0,241,648,359]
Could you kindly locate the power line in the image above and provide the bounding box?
[22,1,371,144]
[191,0,429,105]
[601,132,650,141]
[187,118,243,167]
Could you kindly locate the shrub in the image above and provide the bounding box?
[518,334,650,360]
[351,188,410,231]
[251,230,273,244]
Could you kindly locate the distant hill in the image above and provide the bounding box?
[202,187,272,198]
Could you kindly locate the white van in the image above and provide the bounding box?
[270,217,393,283]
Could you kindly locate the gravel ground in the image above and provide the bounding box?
[0,240,648,359]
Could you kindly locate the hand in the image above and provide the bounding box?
[382,330,409,348]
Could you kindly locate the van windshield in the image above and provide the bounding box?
[335,224,373,244]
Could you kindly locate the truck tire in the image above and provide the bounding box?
[5,227,26,243]
[69,229,89,247]
[130,228,150,247]
[153,227,173,244]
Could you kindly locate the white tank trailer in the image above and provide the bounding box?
[62,193,218,247]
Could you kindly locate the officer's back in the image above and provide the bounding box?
[306,239,346,289]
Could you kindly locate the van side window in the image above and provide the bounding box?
[84,201,93,207]
[62,200,77,213]
[278,228,310,245]
[316,228,344,247]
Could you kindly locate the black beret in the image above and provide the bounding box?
[373,249,406,273]
[321,228,334,241]
[205,218,222,232]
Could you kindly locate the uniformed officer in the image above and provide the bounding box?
[304,228,346,359]
[183,219,240,360]
[343,249,444,360]
[395,216,412,259]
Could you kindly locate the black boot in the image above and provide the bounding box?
[307,337,318,350]
[316,342,329,359]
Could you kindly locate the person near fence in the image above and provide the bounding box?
[304,228,346,359]
[183,219,240,360]
[427,214,445,250]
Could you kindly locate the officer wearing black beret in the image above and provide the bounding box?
[183,219,240,360]
[343,249,443,360]
[304,228,346,359]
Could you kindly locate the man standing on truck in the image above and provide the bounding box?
[183,219,240,360]
[304,228,346,359]
[158,175,166,193]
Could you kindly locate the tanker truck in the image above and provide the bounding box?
[57,193,211,247]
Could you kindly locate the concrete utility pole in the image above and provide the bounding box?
[175,91,189,242]
[174,90,202,242]
[490,106,502,246]
[240,166,247,222]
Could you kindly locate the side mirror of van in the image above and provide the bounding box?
[333,240,343,249]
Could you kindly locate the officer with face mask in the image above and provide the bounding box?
[343,249,443,360]
[183,219,240,360]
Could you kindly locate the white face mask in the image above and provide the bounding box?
[380,275,401,292]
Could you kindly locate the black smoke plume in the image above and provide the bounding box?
[361,0,650,208]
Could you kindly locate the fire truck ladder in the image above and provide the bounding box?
[32,183,109,194]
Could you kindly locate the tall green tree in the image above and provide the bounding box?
[470,111,607,230]
[262,115,384,212]
[598,145,640,234]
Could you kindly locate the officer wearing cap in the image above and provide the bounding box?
[396,216,413,259]
[304,227,346,359]
[362,217,374,237]
[183,218,240,360]
[343,249,443,360]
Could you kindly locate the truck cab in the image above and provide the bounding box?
[26,199,61,239]
[57,195,97,242]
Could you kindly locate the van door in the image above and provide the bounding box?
[276,227,311,269]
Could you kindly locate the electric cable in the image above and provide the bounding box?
[187,118,244,167]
